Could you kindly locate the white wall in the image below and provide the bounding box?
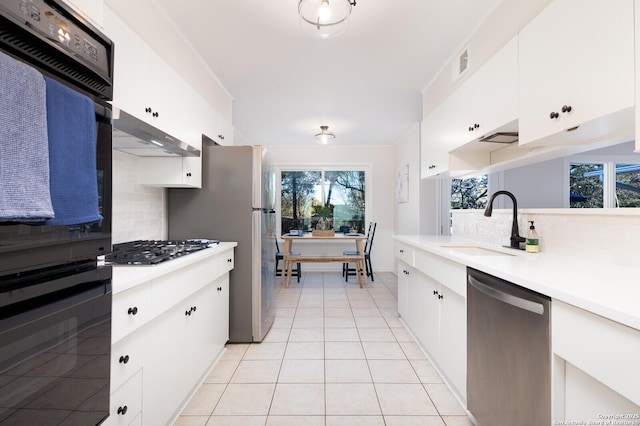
[393,124,421,235]
[267,144,395,272]
[498,157,566,208]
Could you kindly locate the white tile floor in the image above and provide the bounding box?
[176,271,473,426]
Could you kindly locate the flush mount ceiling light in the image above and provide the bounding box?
[314,125,335,144]
[298,0,357,39]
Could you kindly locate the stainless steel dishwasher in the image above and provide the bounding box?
[467,267,551,426]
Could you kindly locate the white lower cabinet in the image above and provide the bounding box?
[406,269,436,354]
[396,247,467,405]
[108,369,142,426]
[397,260,409,319]
[106,248,234,426]
[396,240,640,419]
[437,285,466,399]
[143,281,224,425]
[552,300,640,422]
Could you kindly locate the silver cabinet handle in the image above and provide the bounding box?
[468,275,544,315]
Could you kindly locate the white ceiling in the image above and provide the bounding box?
[154,0,503,146]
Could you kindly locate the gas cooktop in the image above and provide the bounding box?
[106,239,218,265]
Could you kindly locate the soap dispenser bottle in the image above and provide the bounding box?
[526,221,539,253]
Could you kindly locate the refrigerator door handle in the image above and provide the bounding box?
[252,207,276,214]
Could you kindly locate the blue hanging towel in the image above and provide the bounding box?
[43,76,102,226]
[0,51,54,222]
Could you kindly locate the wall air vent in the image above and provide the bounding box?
[453,46,470,81]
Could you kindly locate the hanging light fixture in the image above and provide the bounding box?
[314,125,335,144]
[298,0,357,39]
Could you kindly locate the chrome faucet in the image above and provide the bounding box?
[484,190,526,250]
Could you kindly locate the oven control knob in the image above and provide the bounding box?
[119,355,130,364]
[127,307,138,316]
[117,406,128,415]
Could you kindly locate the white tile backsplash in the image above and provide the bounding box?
[451,209,640,268]
[112,150,166,243]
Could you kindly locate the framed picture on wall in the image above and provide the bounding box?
[396,164,409,203]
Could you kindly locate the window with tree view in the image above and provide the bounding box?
[570,162,640,208]
[451,175,488,209]
[280,170,366,234]
[569,163,604,208]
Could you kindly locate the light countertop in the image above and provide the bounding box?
[109,241,237,294]
[394,235,640,331]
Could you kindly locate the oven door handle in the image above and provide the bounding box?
[1,279,110,332]
[1,266,111,309]
[468,275,545,315]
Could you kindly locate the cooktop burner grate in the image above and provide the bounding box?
[106,239,217,265]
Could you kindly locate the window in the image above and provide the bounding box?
[569,163,604,208]
[450,174,488,210]
[280,168,367,234]
[569,161,640,208]
[614,164,640,207]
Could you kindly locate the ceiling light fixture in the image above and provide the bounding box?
[314,125,335,144]
[298,0,357,40]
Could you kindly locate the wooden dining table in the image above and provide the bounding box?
[280,233,368,288]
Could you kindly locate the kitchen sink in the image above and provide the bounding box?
[439,245,516,256]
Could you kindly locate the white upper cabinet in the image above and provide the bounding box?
[420,107,451,178]
[207,113,234,146]
[452,36,518,147]
[105,7,152,119]
[148,53,202,149]
[105,9,202,150]
[219,116,235,146]
[421,36,518,178]
[464,37,518,144]
[518,0,635,146]
[105,7,221,188]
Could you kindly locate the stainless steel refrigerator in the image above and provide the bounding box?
[168,144,276,342]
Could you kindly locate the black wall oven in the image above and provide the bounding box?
[0,0,114,424]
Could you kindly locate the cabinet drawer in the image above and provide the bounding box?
[414,249,466,297]
[220,249,234,272]
[108,368,142,426]
[112,284,152,343]
[552,301,640,406]
[111,335,144,391]
[395,242,414,266]
[152,255,220,316]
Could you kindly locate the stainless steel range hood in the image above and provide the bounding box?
[112,109,200,157]
[479,131,519,144]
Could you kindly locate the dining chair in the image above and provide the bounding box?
[275,238,301,282]
[342,222,376,282]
